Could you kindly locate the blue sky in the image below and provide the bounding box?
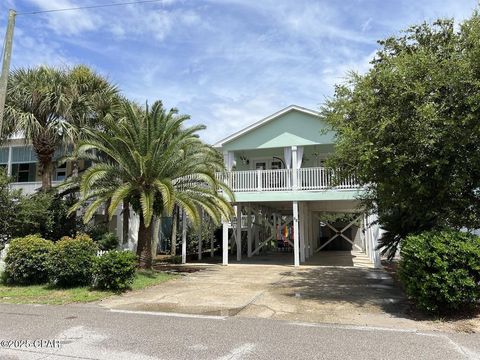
[0,0,478,143]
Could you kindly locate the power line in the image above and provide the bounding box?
[17,0,165,16]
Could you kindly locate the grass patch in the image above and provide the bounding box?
[0,271,175,305]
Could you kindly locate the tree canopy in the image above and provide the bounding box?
[72,100,234,268]
[3,65,118,191]
[321,12,480,257]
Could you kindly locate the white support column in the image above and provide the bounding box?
[236,204,242,261]
[299,202,305,263]
[366,214,373,261]
[247,204,252,257]
[293,201,300,267]
[306,206,311,259]
[222,221,229,265]
[6,146,12,176]
[198,210,203,261]
[291,146,298,190]
[181,210,187,264]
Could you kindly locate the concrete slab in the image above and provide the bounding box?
[100,252,480,332]
[192,250,375,268]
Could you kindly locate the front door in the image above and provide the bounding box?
[253,159,284,189]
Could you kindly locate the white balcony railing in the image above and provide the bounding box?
[9,181,63,194]
[216,167,359,193]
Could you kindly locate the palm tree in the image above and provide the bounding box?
[62,65,120,177]
[72,101,234,268]
[4,65,119,192]
[4,66,69,191]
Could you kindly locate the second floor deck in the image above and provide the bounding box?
[217,167,359,192]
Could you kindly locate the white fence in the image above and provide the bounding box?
[217,167,359,192]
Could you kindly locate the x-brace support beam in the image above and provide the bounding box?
[315,215,363,252]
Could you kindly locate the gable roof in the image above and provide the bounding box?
[213,105,320,148]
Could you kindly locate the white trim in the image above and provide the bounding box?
[213,105,320,148]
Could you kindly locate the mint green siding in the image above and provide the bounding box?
[233,144,334,171]
[232,189,362,202]
[222,109,335,151]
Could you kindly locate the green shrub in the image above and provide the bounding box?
[4,235,54,285]
[400,230,480,314]
[93,250,137,291]
[98,232,118,251]
[48,234,98,287]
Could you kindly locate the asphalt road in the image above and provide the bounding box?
[0,303,479,360]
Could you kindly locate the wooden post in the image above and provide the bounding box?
[222,221,228,265]
[181,210,187,264]
[308,209,314,257]
[293,201,300,267]
[0,10,16,135]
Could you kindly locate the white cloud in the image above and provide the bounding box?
[11,27,75,68]
[27,0,100,35]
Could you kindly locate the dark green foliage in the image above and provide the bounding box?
[48,234,98,287]
[80,223,109,242]
[0,169,19,249]
[93,250,137,291]
[11,192,78,241]
[321,12,480,257]
[80,223,118,250]
[97,232,118,251]
[400,230,480,314]
[3,235,54,285]
[0,169,79,244]
[13,192,54,238]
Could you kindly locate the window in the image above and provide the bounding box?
[11,163,36,182]
[0,148,8,173]
[271,161,283,170]
[254,161,267,170]
[55,162,67,181]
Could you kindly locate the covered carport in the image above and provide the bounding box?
[220,200,381,268]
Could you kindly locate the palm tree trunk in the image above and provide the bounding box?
[122,200,130,245]
[170,206,178,256]
[137,215,153,269]
[40,160,53,191]
[33,133,56,192]
[104,199,111,225]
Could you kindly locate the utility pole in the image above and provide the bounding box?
[0,9,16,137]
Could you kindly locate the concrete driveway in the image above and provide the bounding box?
[101,258,451,331]
[101,249,480,332]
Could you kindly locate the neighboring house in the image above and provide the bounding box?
[213,105,381,267]
[0,134,66,194]
[0,135,124,239]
